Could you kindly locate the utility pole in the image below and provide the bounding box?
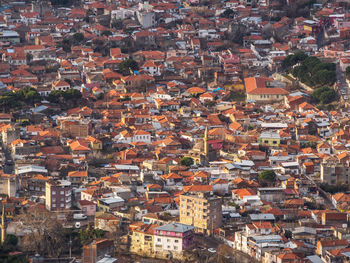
[69,235,72,258]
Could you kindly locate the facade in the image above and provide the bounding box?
[0,175,16,197]
[83,239,115,263]
[179,192,222,234]
[153,223,195,259]
[130,222,195,260]
[45,180,72,211]
[320,162,350,185]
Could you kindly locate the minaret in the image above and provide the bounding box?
[1,205,6,244]
[204,126,209,163]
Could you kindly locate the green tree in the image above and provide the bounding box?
[63,89,82,100]
[221,9,234,18]
[73,32,84,43]
[282,51,307,69]
[101,30,112,36]
[258,170,276,183]
[229,23,247,45]
[311,86,336,104]
[180,157,194,167]
[117,58,139,75]
[302,56,321,72]
[61,38,71,52]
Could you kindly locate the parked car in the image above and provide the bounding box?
[73,213,87,220]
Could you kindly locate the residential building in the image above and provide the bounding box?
[45,180,72,211]
[179,192,222,234]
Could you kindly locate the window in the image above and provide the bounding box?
[52,204,56,207]
[264,140,268,143]
[157,238,161,242]
[60,204,64,207]
[60,191,64,195]
[52,191,56,195]
[175,240,179,243]
[273,141,277,144]
[174,246,178,250]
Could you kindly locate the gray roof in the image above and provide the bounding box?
[306,255,323,263]
[251,235,282,243]
[99,196,124,204]
[249,214,275,221]
[155,222,194,233]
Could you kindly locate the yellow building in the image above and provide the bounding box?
[244,76,288,103]
[86,136,102,150]
[130,224,158,257]
[179,192,222,235]
[258,132,281,147]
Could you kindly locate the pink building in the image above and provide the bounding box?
[77,200,96,216]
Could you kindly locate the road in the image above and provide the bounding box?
[335,59,349,103]
[194,235,257,263]
[2,144,14,174]
[304,174,335,210]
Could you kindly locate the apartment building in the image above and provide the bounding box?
[179,192,222,235]
[320,161,350,185]
[45,180,72,211]
[153,223,195,259]
[130,222,195,260]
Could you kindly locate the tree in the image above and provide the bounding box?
[282,52,307,70]
[228,23,247,45]
[60,38,71,52]
[101,30,112,36]
[346,66,350,80]
[80,228,106,246]
[180,157,194,167]
[117,58,139,75]
[48,89,82,104]
[73,32,84,43]
[15,207,67,257]
[311,86,336,104]
[221,9,234,18]
[258,170,276,183]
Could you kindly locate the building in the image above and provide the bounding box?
[45,180,72,211]
[130,222,195,260]
[245,77,288,103]
[320,161,350,185]
[82,239,114,263]
[136,11,156,28]
[258,132,281,147]
[153,223,195,260]
[57,117,91,138]
[130,223,158,257]
[0,31,20,44]
[179,192,222,235]
[0,174,16,197]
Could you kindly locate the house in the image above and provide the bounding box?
[77,200,96,216]
[258,132,281,147]
[52,80,70,91]
[316,239,349,256]
[153,223,195,259]
[245,77,288,102]
[68,171,88,185]
[83,239,114,263]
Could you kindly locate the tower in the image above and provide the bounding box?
[204,126,209,163]
[1,205,6,244]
